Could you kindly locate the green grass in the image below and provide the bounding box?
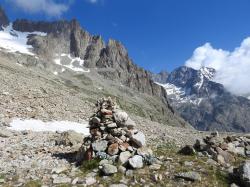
[79,159,101,174]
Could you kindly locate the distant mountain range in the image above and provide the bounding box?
[153,66,250,132]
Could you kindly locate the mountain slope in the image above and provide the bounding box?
[156,66,250,132]
[0,7,189,128]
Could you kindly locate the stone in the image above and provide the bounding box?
[238,160,250,187]
[55,130,84,147]
[72,177,79,185]
[130,131,146,148]
[101,164,118,175]
[216,147,235,163]
[119,142,129,152]
[0,128,13,138]
[149,164,161,170]
[109,184,128,187]
[118,165,127,174]
[53,176,72,184]
[179,145,196,155]
[113,110,128,126]
[128,155,143,169]
[119,151,131,164]
[91,117,101,124]
[211,131,219,137]
[85,177,96,186]
[99,159,109,166]
[51,166,68,174]
[107,143,119,156]
[230,183,239,187]
[124,117,136,128]
[101,109,113,115]
[125,170,134,177]
[107,123,117,128]
[175,171,201,181]
[0,178,5,183]
[235,147,246,156]
[92,140,108,152]
[137,147,153,157]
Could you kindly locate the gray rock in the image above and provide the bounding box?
[238,160,250,187]
[107,123,117,128]
[130,131,146,148]
[55,130,84,147]
[128,155,143,169]
[92,140,108,152]
[109,184,128,187]
[175,171,201,181]
[53,176,72,184]
[118,165,126,174]
[125,169,134,177]
[101,164,117,175]
[113,110,128,126]
[85,176,96,186]
[124,117,136,128]
[149,164,161,170]
[0,128,13,138]
[119,151,131,164]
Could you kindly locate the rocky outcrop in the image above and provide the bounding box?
[0,6,9,28]
[151,70,169,84]
[12,19,172,103]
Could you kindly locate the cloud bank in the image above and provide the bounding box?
[9,0,70,17]
[186,37,250,96]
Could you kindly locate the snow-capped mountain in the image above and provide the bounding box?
[154,66,250,132]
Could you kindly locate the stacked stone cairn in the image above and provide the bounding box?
[76,97,158,175]
[181,132,250,166]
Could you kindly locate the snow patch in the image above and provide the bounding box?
[54,54,90,73]
[0,24,47,55]
[8,118,90,135]
[156,82,203,106]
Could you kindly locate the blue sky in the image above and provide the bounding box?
[2,0,250,73]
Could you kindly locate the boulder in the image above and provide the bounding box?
[179,145,196,155]
[113,110,128,126]
[101,164,118,175]
[128,155,143,169]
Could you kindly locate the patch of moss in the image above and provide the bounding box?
[24,180,41,187]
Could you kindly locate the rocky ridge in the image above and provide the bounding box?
[155,66,250,132]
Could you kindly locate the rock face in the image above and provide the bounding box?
[159,66,250,132]
[12,19,169,101]
[0,6,9,28]
[76,97,158,175]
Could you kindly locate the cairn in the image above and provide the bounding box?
[76,97,157,175]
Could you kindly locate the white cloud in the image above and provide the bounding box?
[9,0,70,17]
[185,37,250,96]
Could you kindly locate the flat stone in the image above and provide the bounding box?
[175,171,201,181]
[119,151,131,164]
[118,165,127,174]
[107,123,117,128]
[109,184,128,187]
[149,164,161,170]
[128,155,143,169]
[51,166,68,174]
[101,164,117,175]
[92,140,108,152]
[53,176,71,184]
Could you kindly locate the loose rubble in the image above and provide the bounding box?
[181,132,250,166]
[76,97,157,175]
